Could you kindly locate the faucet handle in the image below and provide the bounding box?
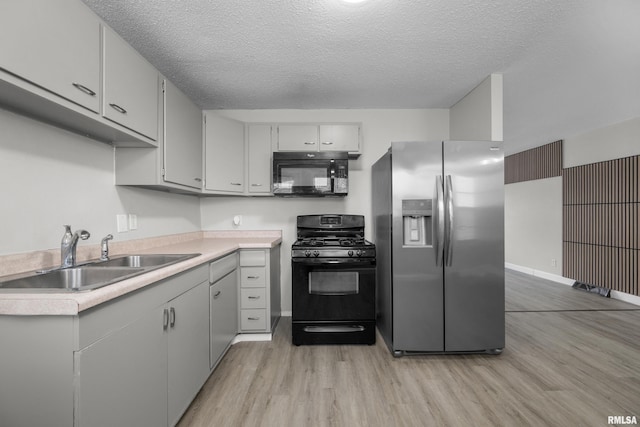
[101,234,114,261]
[78,230,91,240]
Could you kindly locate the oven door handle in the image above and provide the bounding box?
[292,258,375,265]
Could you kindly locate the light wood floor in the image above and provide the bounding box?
[178,270,640,427]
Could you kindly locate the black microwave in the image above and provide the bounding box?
[272,152,348,197]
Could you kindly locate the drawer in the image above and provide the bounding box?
[240,250,266,266]
[241,267,266,287]
[240,288,266,309]
[240,309,267,331]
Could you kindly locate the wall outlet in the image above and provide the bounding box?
[116,214,128,233]
[128,214,138,230]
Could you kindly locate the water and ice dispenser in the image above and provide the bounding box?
[402,199,432,247]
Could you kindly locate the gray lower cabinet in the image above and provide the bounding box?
[239,247,281,333]
[0,264,211,427]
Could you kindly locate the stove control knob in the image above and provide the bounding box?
[305,250,311,257]
[313,250,320,257]
[356,250,363,257]
[348,250,354,257]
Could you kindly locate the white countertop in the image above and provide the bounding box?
[0,231,281,316]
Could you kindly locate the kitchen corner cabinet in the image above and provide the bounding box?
[239,247,281,333]
[247,124,273,194]
[0,264,211,427]
[115,78,203,194]
[0,0,101,113]
[102,26,159,141]
[276,123,361,155]
[210,253,239,369]
[162,80,203,189]
[204,113,245,193]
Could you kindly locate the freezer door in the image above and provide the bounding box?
[443,140,505,352]
[391,141,444,352]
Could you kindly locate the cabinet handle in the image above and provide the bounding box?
[248,295,261,299]
[230,182,242,186]
[248,317,260,321]
[169,307,176,327]
[213,290,221,299]
[194,177,202,182]
[163,308,169,330]
[251,183,262,187]
[303,141,316,145]
[72,82,96,96]
[247,275,260,279]
[109,103,127,114]
[322,141,334,145]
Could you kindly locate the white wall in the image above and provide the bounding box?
[564,117,640,167]
[450,74,503,141]
[505,177,563,275]
[201,109,450,313]
[0,108,201,256]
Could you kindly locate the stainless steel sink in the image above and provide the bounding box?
[0,267,144,292]
[0,253,200,292]
[92,254,198,268]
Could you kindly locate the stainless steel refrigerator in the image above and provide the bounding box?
[372,140,505,356]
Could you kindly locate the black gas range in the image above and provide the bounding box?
[291,214,376,345]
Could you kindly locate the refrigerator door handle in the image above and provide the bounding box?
[435,175,445,266]
[444,174,454,266]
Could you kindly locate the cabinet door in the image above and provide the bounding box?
[204,113,245,192]
[163,79,203,189]
[77,305,168,427]
[0,0,100,112]
[103,26,159,140]
[319,124,360,152]
[247,125,272,193]
[167,281,210,426]
[277,125,318,151]
[211,272,239,368]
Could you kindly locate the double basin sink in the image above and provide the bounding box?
[0,254,200,292]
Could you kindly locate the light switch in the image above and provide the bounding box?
[116,214,128,233]
[128,214,138,230]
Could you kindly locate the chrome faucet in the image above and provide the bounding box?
[61,225,90,268]
[100,234,114,261]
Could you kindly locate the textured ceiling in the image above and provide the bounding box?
[81,0,640,154]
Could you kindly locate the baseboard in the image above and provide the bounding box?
[505,263,573,286]
[506,262,640,307]
[231,333,272,344]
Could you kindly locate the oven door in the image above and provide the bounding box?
[291,257,376,321]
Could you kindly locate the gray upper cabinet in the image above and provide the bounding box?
[204,113,245,193]
[163,80,203,189]
[0,0,101,113]
[276,124,318,151]
[103,26,159,141]
[319,124,360,152]
[247,124,273,194]
[276,123,361,156]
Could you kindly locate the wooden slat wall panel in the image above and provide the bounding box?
[563,155,639,296]
[505,140,562,184]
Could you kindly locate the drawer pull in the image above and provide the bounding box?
[213,290,221,299]
[72,82,96,96]
[304,141,316,145]
[109,103,127,114]
[169,307,176,327]
[248,295,261,299]
[251,183,263,187]
[230,182,242,186]
[163,309,169,330]
[248,317,260,321]
[247,275,260,279]
[321,141,334,145]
